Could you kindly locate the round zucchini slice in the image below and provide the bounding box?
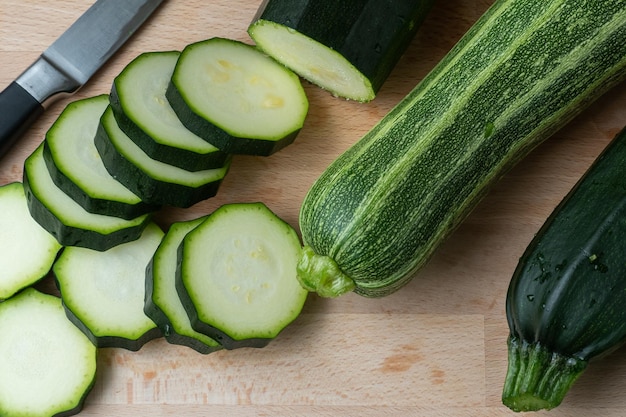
[95,105,231,208]
[43,94,157,219]
[176,202,308,349]
[166,37,309,156]
[110,51,229,171]
[0,182,61,300]
[145,216,222,354]
[23,144,151,252]
[0,288,97,417]
[54,222,164,351]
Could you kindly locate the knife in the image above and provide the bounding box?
[0,0,165,158]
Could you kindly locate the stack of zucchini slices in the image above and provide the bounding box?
[25,37,309,251]
[1,36,310,417]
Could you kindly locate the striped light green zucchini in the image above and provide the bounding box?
[297,0,626,298]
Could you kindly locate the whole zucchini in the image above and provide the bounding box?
[503,126,626,412]
[297,0,626,298]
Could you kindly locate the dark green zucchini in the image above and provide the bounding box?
[297,0,626,298]
[248,0,435,102]
[503,126,626,412]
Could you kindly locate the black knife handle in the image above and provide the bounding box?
[0,81,44,158]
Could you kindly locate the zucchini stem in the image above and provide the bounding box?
[296,245,356,297]
[502,335,587,412]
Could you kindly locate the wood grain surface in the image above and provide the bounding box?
[1,1,626,416]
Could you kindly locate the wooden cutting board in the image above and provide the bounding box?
[1,1,625,415]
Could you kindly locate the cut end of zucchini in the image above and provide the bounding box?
[249,20,375,102]
[0,288,97,417]
[502,336,587,412]
[296,245,356,298]
[178,203,308,349]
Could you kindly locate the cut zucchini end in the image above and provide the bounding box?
[178,203,308,348]
[0,182,62,300]
[0,288,97,417]
[249,20,375,102]
[169,37,309,155]
[502,336,587,412]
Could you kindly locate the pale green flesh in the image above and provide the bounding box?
[0,183,61,300]
[0,289,96,417]
[25,144,149,233]
[173,38,308,140]
[150,217,221,349]
[54,223,163,340]
[299,0,626,297]
[45,95,142,203]
[181,203,307,341]
[115,51,219,154]
[101,107,229,186]
[249,20,374,102]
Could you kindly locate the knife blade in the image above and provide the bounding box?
[0,0,165,158]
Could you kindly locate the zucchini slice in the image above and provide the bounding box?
[166,37,309,156]
[0,182,61,300]
[54,223,164,351]
[145,217,222,354]
[176,202,308,349]
[248,0,435,102]
[0,288,97,417]
[43,94,157,219]
[23,144,151,251]
[96,105,231,208]
[503,126,626,412]
[110,51,229,171]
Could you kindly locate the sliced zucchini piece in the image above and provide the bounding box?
[0,182,61,300]
[96,106,231,208]
[110,51,229,171]
[166,37,309,156]
[43,94,157,220]
[54,223,164,351]
[145,217,222,354]
[0,288,97,417]
[23,144,151,252]
[248,0,435,102]
[176,202,308,349]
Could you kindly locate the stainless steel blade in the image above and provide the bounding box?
[16,0,165,105]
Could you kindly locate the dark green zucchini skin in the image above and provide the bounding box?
[297,0,626,298]
[503,126,626,412]
[249,0,435,99]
